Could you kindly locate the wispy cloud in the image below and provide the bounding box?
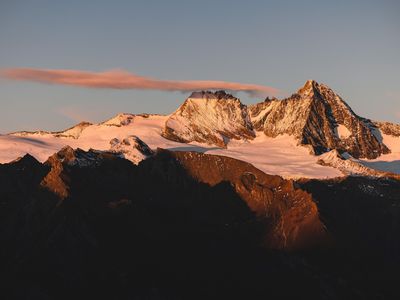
[1,68,279,97]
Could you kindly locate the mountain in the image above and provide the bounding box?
[155,149,327,249]
[316,149,397,177]
[100,113,136,126]
[162,91,255,148]
[0,81,399,178]
[1,147,400,299]
[109,135,154,164]
[249,80,389,159]
[12,121,92,139]
[374,121,400,136]
[1,82,400,298]
[41,146,112,198]
[162,81,394,160]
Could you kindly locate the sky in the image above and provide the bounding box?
[0,0,399,133]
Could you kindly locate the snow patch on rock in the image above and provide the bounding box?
[335,124,351,139]
[109,135,154,164]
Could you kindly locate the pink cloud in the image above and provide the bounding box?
[1,68,279,97]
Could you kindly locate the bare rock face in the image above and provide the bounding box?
[374,121,400,137]
[37,145,328,250]
[150,149,327,250]
[40,138,155,198]
[162,91,255,148]
[249,80,389,159]
[40,146,116,198]
[162,83,391,159]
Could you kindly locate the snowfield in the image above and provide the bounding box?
[203,133,343,179]
[0,114,399,179]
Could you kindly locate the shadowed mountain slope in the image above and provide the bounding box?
[1,148,400,299]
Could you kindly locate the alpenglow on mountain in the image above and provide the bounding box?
[0,80,399,179]
[249,80,389,159]
[161,81,395,161]
[1,80,400,299]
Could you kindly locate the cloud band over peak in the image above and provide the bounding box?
[1,68,278,97]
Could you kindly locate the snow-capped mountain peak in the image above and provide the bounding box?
[162,90,255,148]
[1,83,399,179]
[249,80,389,159]
[109,135,154,164]
[10,121,92,139]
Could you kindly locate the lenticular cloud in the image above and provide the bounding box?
[1,68,278,97]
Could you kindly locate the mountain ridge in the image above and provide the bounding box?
[249,80,389,159]
[161,80,395,159]
[2,80,400,179]
[1,145,400,299]
[162,90,255,148]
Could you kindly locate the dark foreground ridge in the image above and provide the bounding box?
[1,148,400,299]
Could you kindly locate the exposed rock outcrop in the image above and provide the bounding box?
[38,146,327,249]
[147,149,327,249]
[249,80,389,159]
[40,146,118,198]
[374,121,400,137]
[162,91,255,148]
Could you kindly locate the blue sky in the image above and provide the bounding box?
[0,0,399,132]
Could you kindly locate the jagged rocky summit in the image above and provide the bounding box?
[163,81,392,159]
[2,80,400,178]
[162,90,255,148]
[249,80,388,159]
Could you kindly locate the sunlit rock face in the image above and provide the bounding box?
[162,91,255,148]
[2,83,400,178]
[374,121,400,137]
[152,149,327,250]
[162,82,390,159]
[249,80,389,159]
